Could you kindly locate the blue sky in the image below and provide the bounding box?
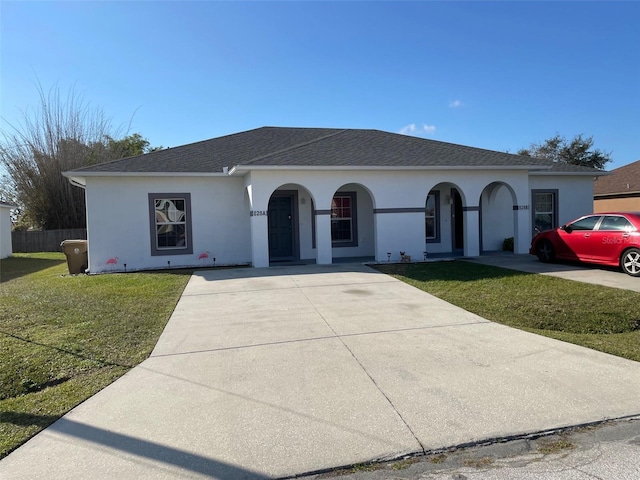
[1,1,639,169]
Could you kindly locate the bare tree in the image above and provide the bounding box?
[0,83,153,229]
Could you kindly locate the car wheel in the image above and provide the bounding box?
[537,240,555,263]
[620,248,640,277]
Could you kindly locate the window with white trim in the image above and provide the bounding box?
[149,193,193,256]
[331,192,358,247]
[532,190,557,234]
[425,192,439,241]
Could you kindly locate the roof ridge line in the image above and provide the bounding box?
[240,129,349,166]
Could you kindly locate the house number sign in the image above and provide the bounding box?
[250,210,268,217]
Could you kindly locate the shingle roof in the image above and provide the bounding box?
[68,127,602,174]
[594,159,640,196]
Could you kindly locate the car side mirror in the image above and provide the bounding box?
[561,224,572,233]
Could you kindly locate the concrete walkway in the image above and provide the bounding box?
[2,264,640,479]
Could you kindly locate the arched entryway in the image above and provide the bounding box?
[267,184,314,263]
[330,183,375,262]
[479,182,517,252]
[426,183,465,254]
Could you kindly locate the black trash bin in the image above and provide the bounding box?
[60,240,88,274]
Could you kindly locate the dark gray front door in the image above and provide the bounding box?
[268,195,294,260]
[452,189,464,250]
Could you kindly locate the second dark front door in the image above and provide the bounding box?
[452,189,464,250]
[268,195,294,260]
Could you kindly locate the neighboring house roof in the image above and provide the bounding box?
[594,159,640,197]
[0,201,17,208]
[67,127,603,175]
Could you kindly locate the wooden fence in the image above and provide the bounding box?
[12,229,87,253]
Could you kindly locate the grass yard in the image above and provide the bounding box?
[0,253,191,459]
[2,255,638,461]
[375,261,640,362]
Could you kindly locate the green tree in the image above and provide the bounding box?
[0,84,156,229]
[106,132,162,158]
[518,134,611,170]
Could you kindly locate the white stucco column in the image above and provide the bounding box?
[514,205,532,254]
[249,213,269,267]
[464,207,480,257]
[314,212,332,265]
[245,177,272,268]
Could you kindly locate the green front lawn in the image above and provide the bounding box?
[375,261,640,362]
[2,255,638,460]
[0,253,191,458]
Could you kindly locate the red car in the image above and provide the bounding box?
[530,212,640,277]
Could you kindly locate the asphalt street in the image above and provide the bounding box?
[302,416,640,480]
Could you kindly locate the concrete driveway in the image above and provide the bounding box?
[469,253,640,292]
[2,264,640,479]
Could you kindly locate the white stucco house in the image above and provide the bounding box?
[0,201,16,259]
[63,127,604,274]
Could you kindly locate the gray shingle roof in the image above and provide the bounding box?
[68,127,602,174]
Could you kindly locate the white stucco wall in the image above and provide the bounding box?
[529,174,596,226]
[78,168,594,271]
[242,168,532,265]
[84,176,251,273]
[0,205,14,259]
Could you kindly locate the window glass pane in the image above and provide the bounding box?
[331,194,354,243]
[157,223,187,248]
[174,224,187,246]
[332,196,352,219]
[425,218,435,238]
[534,192,555,232]
[570,216,600,231]
[599,216,634,231]
[155,199,186,223]
[425,194,437,240]
[425,195,435,216]
[154,197,187,249]
[331,197,340,217]
[534,214,552,232]
[535,193,552,213]
[331,219,352,241]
